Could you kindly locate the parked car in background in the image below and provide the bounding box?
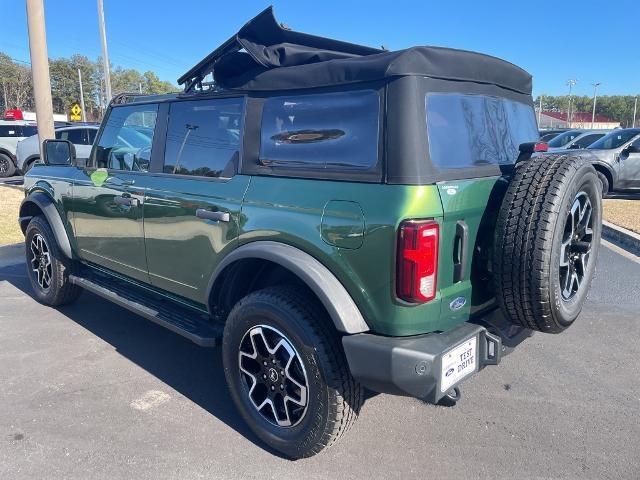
[547,129,610,152]
[545,129,586,150]
[579,128,640,194]
[16,125,99,174]
[539,129,569,142]
[0,120,38,177]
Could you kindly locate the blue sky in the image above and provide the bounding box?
[1,0,638,97]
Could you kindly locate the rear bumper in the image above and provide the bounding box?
[342,310,531,404]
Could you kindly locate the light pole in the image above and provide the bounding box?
[538,95,543,126]
[97,0,112,104]
[26,0,55,158]
[566,79,577,127]
[633,97,638,128]
[591,82,601,129]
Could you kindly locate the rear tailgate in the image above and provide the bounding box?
[436,177,506,324]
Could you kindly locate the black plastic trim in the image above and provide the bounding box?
[19,192,73,259]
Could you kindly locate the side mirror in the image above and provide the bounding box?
[42,139,76,166]
[516,141,548,163]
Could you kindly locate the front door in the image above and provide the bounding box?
[143,97,249,303]
[619,137,640,189]
[72,103,159,283]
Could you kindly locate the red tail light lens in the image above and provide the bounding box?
[534,142,548,152]
[396,220,439,303]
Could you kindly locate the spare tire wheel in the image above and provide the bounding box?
[493,154,602,333]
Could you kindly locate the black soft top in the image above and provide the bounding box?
[178,7,532,95]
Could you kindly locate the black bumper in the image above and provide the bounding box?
[342,310,532,404]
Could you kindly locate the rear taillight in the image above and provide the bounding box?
[396,220,439,303]
[534,142,549,152]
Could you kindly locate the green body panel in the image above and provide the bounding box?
[22,165,500,337]
[435,177,500,322]
[241,176,453,336]
[142,175,250,302]
[72,168,149,283]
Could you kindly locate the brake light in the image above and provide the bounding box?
[396,220,439,303]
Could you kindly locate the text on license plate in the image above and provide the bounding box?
[440,337,477,393]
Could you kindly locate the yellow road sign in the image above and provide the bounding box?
[70,103,82,121]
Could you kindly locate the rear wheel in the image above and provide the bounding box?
[222,286,362,459]
[0,153,16,178]
[25,216,82,306]
[493,154,602,333]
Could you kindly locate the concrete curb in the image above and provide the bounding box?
[602,220,640,256]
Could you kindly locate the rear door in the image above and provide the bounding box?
[143,97,249,303]
[425,93,539,322]
[73,103,159,283]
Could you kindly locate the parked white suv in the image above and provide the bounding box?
[16,125,98,174]
[0,120,38,177]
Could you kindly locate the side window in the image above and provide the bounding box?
[93,104,158,171]
[163,98,243,178]
[57,128,87,144]
[631,137,640,149]
[426,94,538,168]
[573,134,602,148]
[259,90,380,170]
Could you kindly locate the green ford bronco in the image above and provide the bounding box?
[19,8,602,458]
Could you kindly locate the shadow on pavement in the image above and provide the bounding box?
[0,250,288,458]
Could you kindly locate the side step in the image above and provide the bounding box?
[69,271,223,347]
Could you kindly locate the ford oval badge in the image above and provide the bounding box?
[449,296,466,311]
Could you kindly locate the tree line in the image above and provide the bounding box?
[0,51,177,121]
[534,94,639,127]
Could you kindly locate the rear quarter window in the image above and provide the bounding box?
[259,90,379,170]
[426,94,538,169]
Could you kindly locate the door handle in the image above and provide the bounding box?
[114,195,138,207]
[453,220,469,283]
[196,208,230,223]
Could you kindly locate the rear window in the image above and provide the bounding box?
[588,129,640,150]
[260,90,379,170]
[426,94,538,169]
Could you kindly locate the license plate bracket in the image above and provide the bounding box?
[440,336,477,393]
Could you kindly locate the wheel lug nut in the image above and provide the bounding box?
[272,359,276,364]
[280,384,284,390]
[263,374,267,379]
[280,370,284,375]
[271,385,275,391]
[263,361,267,366]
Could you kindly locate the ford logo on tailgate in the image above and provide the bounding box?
[445,368,455,377]
[449,296,466,311]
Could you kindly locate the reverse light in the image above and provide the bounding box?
[396,220,439,303]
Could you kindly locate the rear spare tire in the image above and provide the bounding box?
[493,154,602,333]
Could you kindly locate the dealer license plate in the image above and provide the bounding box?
[440,336,477,393]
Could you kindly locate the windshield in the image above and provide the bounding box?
[588,129,640,150]
[547,130,583,148]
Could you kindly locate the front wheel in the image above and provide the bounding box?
[25,216,82,306]
[222,286,362,459]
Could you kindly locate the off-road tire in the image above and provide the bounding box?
[222,286,363,459]
[0,153,16,178]
[25,215,82,306]
[493,154,602,333]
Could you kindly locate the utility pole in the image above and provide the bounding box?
[26,0,54,157]
[591,82,601,129]
[138,82,143,94]
[633,97,638,128]
[78,68,87,122]
[97,0,112,104]
[566,79,577,127]
[538,95,543,125]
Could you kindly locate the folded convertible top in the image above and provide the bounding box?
[178,6,532,95]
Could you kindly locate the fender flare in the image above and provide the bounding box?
[590,160,616,184]
[208,241,369,334]
[19,192,73,259]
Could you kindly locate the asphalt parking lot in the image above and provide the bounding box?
[1,241,639,479]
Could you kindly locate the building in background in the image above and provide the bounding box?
[538,111,620,129]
